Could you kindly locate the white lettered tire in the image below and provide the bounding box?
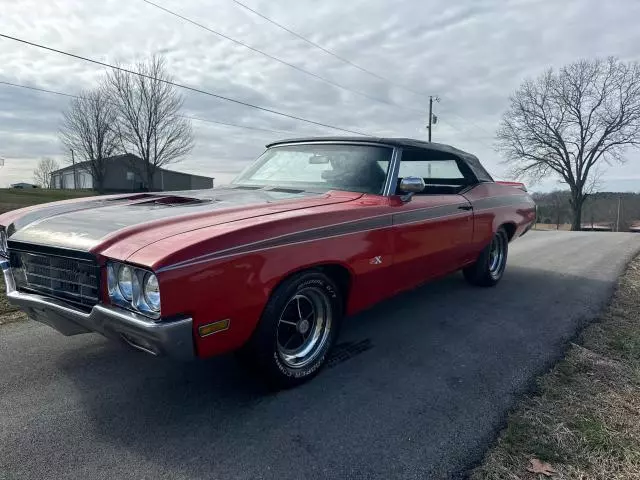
[463,227,509,287]
[239,270,343,388]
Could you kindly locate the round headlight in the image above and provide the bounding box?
[118,265,133,301]
[143,273,161,312]
[107,263,118,295]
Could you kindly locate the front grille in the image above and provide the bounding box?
[9,249,100,310]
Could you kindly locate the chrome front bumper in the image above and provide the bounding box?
[1,258,194,360]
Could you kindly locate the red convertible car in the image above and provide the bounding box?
[0,137,535,387]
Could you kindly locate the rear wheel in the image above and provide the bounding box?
[239,270,342,388]
[463,228,509,287]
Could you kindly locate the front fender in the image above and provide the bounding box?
[153,227,393,358]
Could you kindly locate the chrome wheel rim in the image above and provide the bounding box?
[488,234,506,278]
[276,287,333,369]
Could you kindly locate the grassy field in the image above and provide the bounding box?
[473,256,640,479]
[0,188,95,323]
[0,188,95,215]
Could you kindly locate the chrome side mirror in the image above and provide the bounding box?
[399,176,425,202]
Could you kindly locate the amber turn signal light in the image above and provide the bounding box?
[198,319,230,337]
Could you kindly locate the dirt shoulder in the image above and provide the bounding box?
[472,256,640,479]
[0,280,26,325]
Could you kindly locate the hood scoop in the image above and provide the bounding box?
[138,195,216,208]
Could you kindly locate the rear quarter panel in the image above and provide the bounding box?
[462,183,536,256]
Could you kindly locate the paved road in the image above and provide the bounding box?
[2,231,640,480]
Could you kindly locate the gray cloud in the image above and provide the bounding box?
[1,0,640,190]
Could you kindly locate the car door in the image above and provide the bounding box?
[390,148,474,292]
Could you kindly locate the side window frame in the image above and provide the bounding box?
[387,147,480,196]
[382,146,402,196]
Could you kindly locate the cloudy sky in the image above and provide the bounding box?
[1,0,640,191]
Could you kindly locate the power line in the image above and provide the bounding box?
[3,79,495,147]
[228,0,426,98]
[415,94,495,148]
[0,80,79,99]
[0,79,500,172]
[437,95,497,139]
[0,33,371,137]
[140,0,424,115]
[0,80,291,135]
[408,91,495,147]
[184,115,289,135]
[225,1,497,139]
[0,39,495,147]
[431,115,496,150]
[444,122,494,148]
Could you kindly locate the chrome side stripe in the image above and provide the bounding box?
[159,203,467,272]
[157,225,389,273]
[471,194,531,210]
[160,211,396,272]
[393,203,465,225]
[158,208,467,273]
[157,194,530,273]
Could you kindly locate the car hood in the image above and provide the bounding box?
[5,187,362,257]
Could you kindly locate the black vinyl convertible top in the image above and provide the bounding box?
[266,137,494,182]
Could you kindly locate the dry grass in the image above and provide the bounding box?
[472,257,640,480]
[533,223,572,231]
[0,280,15,314]
[0,280,26,325]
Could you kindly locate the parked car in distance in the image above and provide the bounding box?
[0,137,536,387]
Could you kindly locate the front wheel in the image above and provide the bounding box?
[239,270,342,388]
[463,228,509,287]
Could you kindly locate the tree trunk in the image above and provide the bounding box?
[95,177,104,194]
[570,194,584,231]
[146,167,155,192]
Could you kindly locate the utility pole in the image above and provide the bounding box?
[616,195,622,232]
[427,95,439,142]
[71,149,77,190]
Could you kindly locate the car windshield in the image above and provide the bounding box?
[232,144,392,194]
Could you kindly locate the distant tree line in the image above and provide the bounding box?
[533,190,640,230]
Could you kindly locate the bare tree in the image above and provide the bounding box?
[59,87,119,193]
[33,157,60,188]
[548,190,568,229]
[497,58,640,230]
[105,56,194,191]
